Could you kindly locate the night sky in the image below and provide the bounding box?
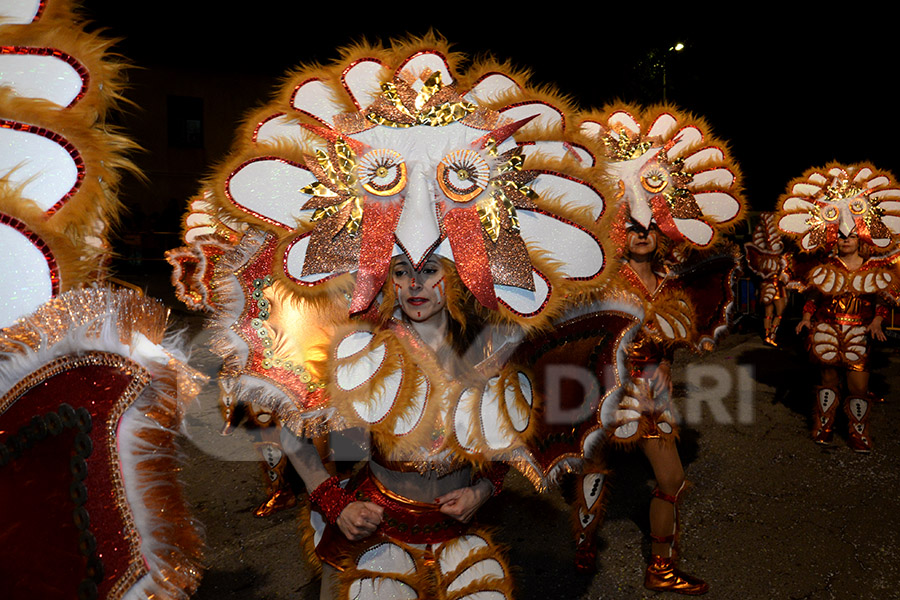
[78,2,900,213]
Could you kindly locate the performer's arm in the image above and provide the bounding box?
[279,426,383,540]
[868,303,889,342]
[796,295,817,334]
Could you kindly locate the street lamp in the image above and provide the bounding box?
[662,42,685,103]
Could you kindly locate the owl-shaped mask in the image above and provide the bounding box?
[212,39,611,327]
[580,105,743,250]
[777,164,900,251]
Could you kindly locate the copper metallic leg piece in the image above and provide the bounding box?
[812,386,839,444]
[845,396,873,453]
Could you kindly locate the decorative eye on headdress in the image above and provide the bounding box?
[640,162,670,193]
[359,148,407,196]
[821,205,840,221]
[436,149,491,203]
[849,197,868,215]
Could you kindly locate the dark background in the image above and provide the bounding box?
[72,3,900,285]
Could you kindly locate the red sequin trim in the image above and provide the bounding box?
[251,112,287,143]
[0,46,90,107]
[0,119,85,216]
[309,476,353,524]
[0,211,60,295]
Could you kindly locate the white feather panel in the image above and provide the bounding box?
[0,125,80,213]
[291,78,345,125]
[0,53,85,107]
[465,73,521,105]
[227,158,318,229]
[694,191,740,223]
[342,58,387,110]
[335,340,386,391]
[647,113,678,141]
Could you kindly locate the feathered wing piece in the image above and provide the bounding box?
[1,3,203,598]
[0,1,138,326]
[170,36,614,440]
[580,103,744,252]
[776,162,900,252]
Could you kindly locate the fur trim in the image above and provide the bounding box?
[0,286,204,599]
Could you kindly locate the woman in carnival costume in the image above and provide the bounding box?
[571,104,745,594]
[778,164,900,453]
[744,212,791,346]
[169,35,613,598]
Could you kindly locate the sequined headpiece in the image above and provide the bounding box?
[194,37,610,326]
[580,104,744,251]
[777,163,900,252]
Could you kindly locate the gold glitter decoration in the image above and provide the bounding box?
[365,72,476,129]
[604,129,654,161]
[477,196,504,242]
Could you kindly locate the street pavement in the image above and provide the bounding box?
[180,319,900,600]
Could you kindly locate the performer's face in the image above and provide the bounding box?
[626,225,658,257]
[392,256,447,322]
[837,232,859,256]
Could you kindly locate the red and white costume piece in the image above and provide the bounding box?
[777,163,900,452]
[0,3,204,597]
[547,104,745,580]
[282,317,532,598]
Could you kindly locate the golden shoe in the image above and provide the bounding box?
[254,488,297,517]
[645,556,709,595]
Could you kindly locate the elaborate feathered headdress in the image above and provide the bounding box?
[187,35,610,329]
[580,104,743,251]
[777,163,900,252]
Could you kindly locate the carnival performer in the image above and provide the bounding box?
[744,212,791,346]
[778,163,900,453]
[571,105,745,594]
[281,252,520,598]
[167,36,614,598]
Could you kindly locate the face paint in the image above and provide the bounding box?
[391,257,447,323]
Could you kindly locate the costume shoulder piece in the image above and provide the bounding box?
[613,248,738,353]
[1,3,203,597]
[169,35,616,431]
[802,251,900,303]
[321,319,538,478]
[777,162,900,252]
[580,103,744,250]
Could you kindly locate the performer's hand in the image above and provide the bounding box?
[337,501,383,541]
[868,319,887,342]
[436,480,492,523]
[796,318,812,334]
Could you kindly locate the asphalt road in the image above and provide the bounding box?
[179,320,900,600]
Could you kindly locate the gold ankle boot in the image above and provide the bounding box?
[645,555,709,595]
